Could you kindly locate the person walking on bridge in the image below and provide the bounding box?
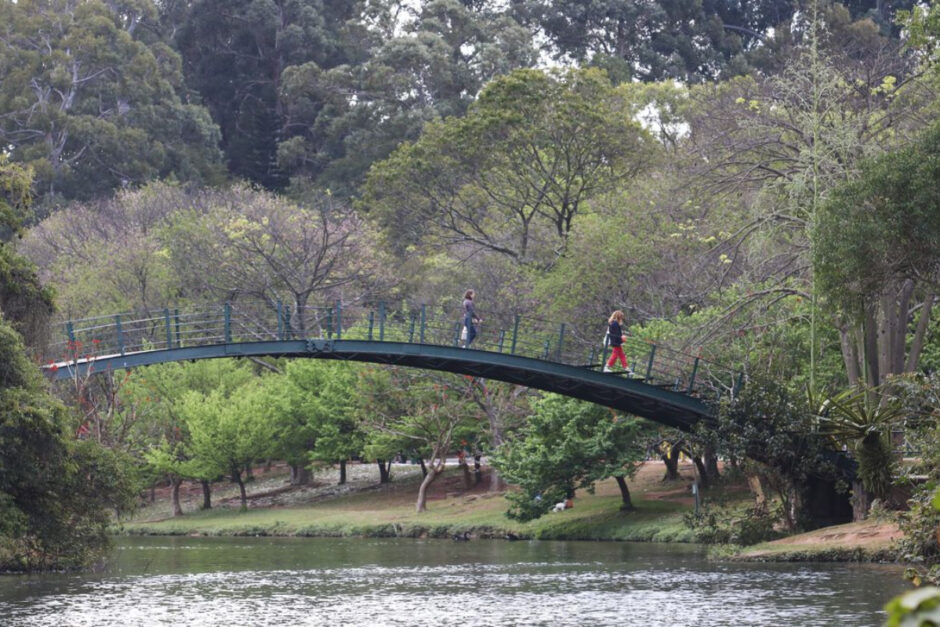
[603,310,633,375]
[463,289,482,348]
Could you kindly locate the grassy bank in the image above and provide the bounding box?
[120,461,906,566]
[120,462,698,542]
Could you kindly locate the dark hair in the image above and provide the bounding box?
[464,289,474,300]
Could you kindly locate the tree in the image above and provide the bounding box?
[364,67,656,268]
[0,158,54,349]
[813,385,906,519]
[181,376,273,511]
[277,0,536,193]
[170,0,361,189]
[713,377,841,530]
[163,185,388,335]
[683,8,927,387]
[128,359,253,515]
[512,0,915,83]
[816,122,940,387]
[0,317,136,570]
[357,366,479,512]
[0,0,224,203]
[492,394,648,521]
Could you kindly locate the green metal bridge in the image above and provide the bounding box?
[41,301,742,431]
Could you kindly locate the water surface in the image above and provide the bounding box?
[0,536,908,626]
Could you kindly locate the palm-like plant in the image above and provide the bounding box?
[812,384,907,518]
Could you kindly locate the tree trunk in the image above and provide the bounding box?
[489,469,506,492]
[851,480,872,522]
[747,474,767,513]
[289,463,311,485]
[377,459,391,484]
[661,444,680,481]
[233,469,247,511]
[704,447,720,483]
[171,476,183,517]
[839,323,861,386]
[418,457,427,477]
[689,454,709,489]
[906,294,935,372]
[460,459,472,488]
[415,467,440,513]
[615,476,634,511]
[338,460,347,485]
[863,306,880,386]
[201,479,212,510]
[473,454,483,485]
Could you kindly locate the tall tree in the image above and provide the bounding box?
[277,0,536,193]
[816,122,940,385]
[0,0,224,203]
[364,67,656,268]
[171,0,361,189]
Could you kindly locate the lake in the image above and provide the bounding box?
[0,536,909,626]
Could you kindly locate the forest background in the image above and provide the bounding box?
[1,0,940,585]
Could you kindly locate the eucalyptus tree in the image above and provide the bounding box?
[277,0,536,193]
[170,0,364,189]
[364,67,656,269]
[816,122,940,385]
[0,0,224,203]
[683,8,929,387]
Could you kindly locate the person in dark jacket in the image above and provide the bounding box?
[463,289,482,348]
[603,310,632,374]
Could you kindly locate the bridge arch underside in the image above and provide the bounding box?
[49,340,715,432]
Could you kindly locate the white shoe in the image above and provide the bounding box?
[603,366,612,373]
[625,368,635,377]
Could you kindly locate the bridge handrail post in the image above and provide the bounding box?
[542,339,550,360]
[408,313,416,343]
[379,302,386,341]
[556,323,565,361]
[66,320,76,345]
[453,322,461,346]
[326,307,333,339]
[686,356,700,394]
[589,347,597,366]
[368,311,375,340]
[114,315,125,356]
[277,300,284,340]
[645,344,657,381]
[163,308,172,349]
[497,329,505,353]
[175,310,181,347]
[510,315,520,355]
[335,301,342,340]
[224,303,232,344]
[419,304,426,344]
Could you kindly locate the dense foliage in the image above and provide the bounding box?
[1,0,939,575]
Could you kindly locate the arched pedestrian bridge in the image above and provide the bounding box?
[41,301,742,432]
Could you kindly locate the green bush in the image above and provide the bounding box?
[684,503,782,546]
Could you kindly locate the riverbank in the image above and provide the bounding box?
[120,461,904,564]
[121,461,700,542]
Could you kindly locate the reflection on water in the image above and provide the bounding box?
[0,537,907,626]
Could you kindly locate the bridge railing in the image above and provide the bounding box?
[44,300,742,401]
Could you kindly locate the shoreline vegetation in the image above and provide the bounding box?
[119,461,903,566]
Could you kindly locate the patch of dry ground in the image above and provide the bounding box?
[741,520,902,559]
